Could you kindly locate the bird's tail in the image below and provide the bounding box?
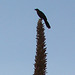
[44,20,51,29]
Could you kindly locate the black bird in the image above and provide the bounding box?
[35,8,51,29]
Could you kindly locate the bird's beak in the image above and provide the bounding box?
[35,9,36,11]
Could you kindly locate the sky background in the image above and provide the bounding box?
[0,0,75,75]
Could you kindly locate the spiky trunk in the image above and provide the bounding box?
[33,19,47,75]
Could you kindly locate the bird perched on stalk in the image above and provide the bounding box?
[35,8,51,29]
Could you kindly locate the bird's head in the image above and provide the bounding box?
[35,8,39,11]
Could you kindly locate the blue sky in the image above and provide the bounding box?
[0,0,75,75]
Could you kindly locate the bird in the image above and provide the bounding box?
[35,8,51,29]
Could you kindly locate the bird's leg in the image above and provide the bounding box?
[41,19,45,25]
[38,18,42,24]
[39,18,44,25]
[39,18,42,21]
[38,18,44,25]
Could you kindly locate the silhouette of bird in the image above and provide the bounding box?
[35,8,51,29]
